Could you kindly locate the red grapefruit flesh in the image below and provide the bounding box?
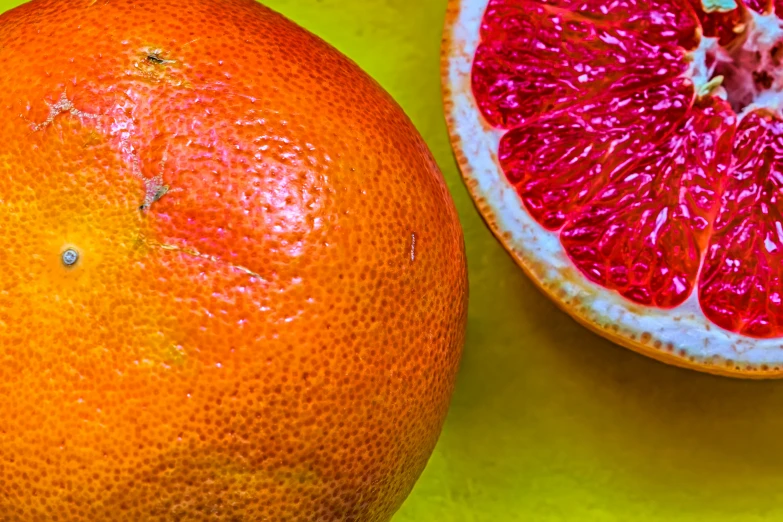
[444,0,783,375]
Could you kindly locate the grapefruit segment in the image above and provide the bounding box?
[504,0,701,47]
[700,110,783,337]
[472,1,690,128]
[561,97,736,307]
[498,79,693,231]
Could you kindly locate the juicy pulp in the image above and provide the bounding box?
[471,0,783,337]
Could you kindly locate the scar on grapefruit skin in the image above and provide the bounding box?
[441,0,783,379]
[0,0,468,520]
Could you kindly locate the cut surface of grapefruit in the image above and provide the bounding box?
[443,0,783,377]
[0,0,468,519]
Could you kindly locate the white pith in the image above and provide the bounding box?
[444,0,783,369]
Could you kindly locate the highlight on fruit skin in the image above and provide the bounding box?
[0,0,468,519]
[443,0,783,377]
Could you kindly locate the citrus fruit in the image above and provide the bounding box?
[0,0,468,519]
[443,0,783,377]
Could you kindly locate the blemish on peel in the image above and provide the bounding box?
[146,54,166,65]
[61,248,80,267]
[139,176,169,211]
[410,233,417,262]
[142,235,266,281]
[134,48,190,88]
[28,92,98,132]
[145,51,175,65]
[180,38,201,49]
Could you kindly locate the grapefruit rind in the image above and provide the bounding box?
[443,0,783,377]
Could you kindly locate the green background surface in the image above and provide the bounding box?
[3,0,783,520]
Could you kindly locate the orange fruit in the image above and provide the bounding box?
[0,0,468,519]
[443,0,783,377]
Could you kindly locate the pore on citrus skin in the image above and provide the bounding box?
[0,0,467,519]
[444,0,783,378]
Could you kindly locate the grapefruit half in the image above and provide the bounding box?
[443,0,783,377]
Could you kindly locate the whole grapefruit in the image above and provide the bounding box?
[0,0,468,519]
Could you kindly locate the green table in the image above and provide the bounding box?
[4,1,783,520]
